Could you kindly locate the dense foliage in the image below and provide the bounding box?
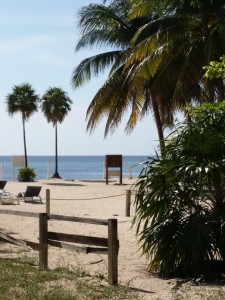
[134,101,225,278]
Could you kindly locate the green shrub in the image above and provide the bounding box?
[134,102,225,279]
[18,167,36,182]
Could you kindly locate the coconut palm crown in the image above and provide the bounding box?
[72,1,162,139]
[72,0,225,154]
[6,83,40,167]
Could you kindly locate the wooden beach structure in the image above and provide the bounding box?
[0,190,119,285]
[104,155,123,185]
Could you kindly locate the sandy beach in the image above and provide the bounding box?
[0,178,224,300]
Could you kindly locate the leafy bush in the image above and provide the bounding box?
[134,102,225,279]
[18,167,36,182]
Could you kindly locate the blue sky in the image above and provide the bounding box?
[0,0,158,156]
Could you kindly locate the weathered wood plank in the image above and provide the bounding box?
[0,210,39,218]
[25,240,39,251]
[48,239,87,253]
[49,214,108,225]
[0,231,29,249]
[48,231,108,247]
[0,231,39,250]
[0,210,108,225]
[48,239,108,254]
[87,246,108,254]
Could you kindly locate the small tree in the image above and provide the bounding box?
[18,167,36,182]
[6,83,40,167]
[41,87,72,179]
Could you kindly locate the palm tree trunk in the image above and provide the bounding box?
[22,116,28,167]
[151,95,165,156]
[52,122,61,178]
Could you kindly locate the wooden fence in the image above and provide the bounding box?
[0,209,119,285]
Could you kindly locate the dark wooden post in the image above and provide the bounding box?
[119,164,122,185]
[39,213,48,269]
[108,218,118,285]
[106,162,109,185]
[46,189,50,216]
[126,190,131,217]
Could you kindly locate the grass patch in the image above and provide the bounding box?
[0,258,140,300]
[171,287,225,300]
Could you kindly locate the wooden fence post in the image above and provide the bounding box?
[126,190,131,217]
[46,189,50,216]
[129,164,132,179]
[39,213,48,269]
[108,219,118,285]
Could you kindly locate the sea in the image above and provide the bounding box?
[0,156,149,181]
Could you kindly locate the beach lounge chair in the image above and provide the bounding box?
[0,181,20,204]
[18,186,42,203]
[0,181,7,191]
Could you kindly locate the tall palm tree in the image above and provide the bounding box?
[72,0,169,153]
[41,87,72,179]
[6,83,40,167]
[73,0,225,154]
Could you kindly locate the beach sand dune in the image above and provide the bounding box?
[0,179,224,299]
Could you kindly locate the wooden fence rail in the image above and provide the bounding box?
[0,209,119,285]
[49,214,108,226]
[0,209,39,218]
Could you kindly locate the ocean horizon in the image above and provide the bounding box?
[0,155,149,181]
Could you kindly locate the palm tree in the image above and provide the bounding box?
[41,87,72,179]
[126,0,225,109]
[73,0,225,154]
[117,0,225,154]
[6,83,40,167]
[72,0,169,154]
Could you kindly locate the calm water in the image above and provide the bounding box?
[0,156,148,181]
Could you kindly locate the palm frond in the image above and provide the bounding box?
[77,4,129,35]
[72,51,122,87]
[75,30,129,51]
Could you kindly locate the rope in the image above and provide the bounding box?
[74,165,104,172]
[42,193,126,201]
